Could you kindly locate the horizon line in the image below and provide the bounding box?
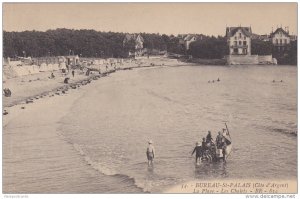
[4,27,297,37]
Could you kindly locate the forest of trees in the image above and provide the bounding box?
[3,29,181,58]
[188,36,228,59]
[251,39,273,55]
[2,29,227,59]
[3,28,297,64]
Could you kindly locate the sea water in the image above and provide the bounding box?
[57,65,297,193]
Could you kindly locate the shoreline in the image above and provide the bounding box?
[3,69,145,193]
[2,61,297,193]
[4,56,296,110]
[3,57,191,109]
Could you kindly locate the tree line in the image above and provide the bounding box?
[3,28,297,64]
[3,29,225,58]
[3,29,183,58]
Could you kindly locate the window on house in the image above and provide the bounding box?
[239,41,242,45]
[243,41,247,46]
[280,39,282,44]
[235,36,237,40]
[234,48,238,54]
[244,36,246,40]
[239,33,242,38]
[276,39,278,44]
[285,39,287,44]
[234,41,237,46]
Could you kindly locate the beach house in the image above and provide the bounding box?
[270,27,291,52]
[226,26,252,55]
[183,35,197,50]
[123,34,145,57]
[65,55,80,66]
[178,34,202,51]
[226,26,275,65]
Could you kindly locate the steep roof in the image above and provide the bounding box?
[270,27,289,37]
[124,34,135,41]
[226,27,252,38]
[123,34,144,43]
[184,35,195,41]
[136,34,144,42]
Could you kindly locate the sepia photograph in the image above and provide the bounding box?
[2,2,298,197]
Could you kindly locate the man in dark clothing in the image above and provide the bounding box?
[191,142,202,164]
[216,131,224,149]
[64,77,70,84]
[201,138,207,151]
[220,138,227,162]
[206,131,213,144]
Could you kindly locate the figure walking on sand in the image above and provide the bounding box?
[146,140,155,166]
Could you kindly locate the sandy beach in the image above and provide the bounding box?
[3,57,187,108]
[3,57,191,193]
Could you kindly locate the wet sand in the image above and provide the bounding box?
[3,71,145,193]
[2,58,189,193]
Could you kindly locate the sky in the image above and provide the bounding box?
[3,3,298,36]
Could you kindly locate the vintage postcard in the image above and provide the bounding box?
[2,2,298,197]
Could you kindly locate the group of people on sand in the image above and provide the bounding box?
[191,129,230,164]
[208,78,220,83]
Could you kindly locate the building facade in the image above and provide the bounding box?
[184,35,197,50]
[123,34,145,57]
[270,28,291,52]
[226,27,252,55]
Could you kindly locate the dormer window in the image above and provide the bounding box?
[239,33,242,38]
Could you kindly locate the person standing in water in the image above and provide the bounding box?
[191,142,202,164]
[216,131,224,149]
[206,131,213,144]
[146,140,155,166]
